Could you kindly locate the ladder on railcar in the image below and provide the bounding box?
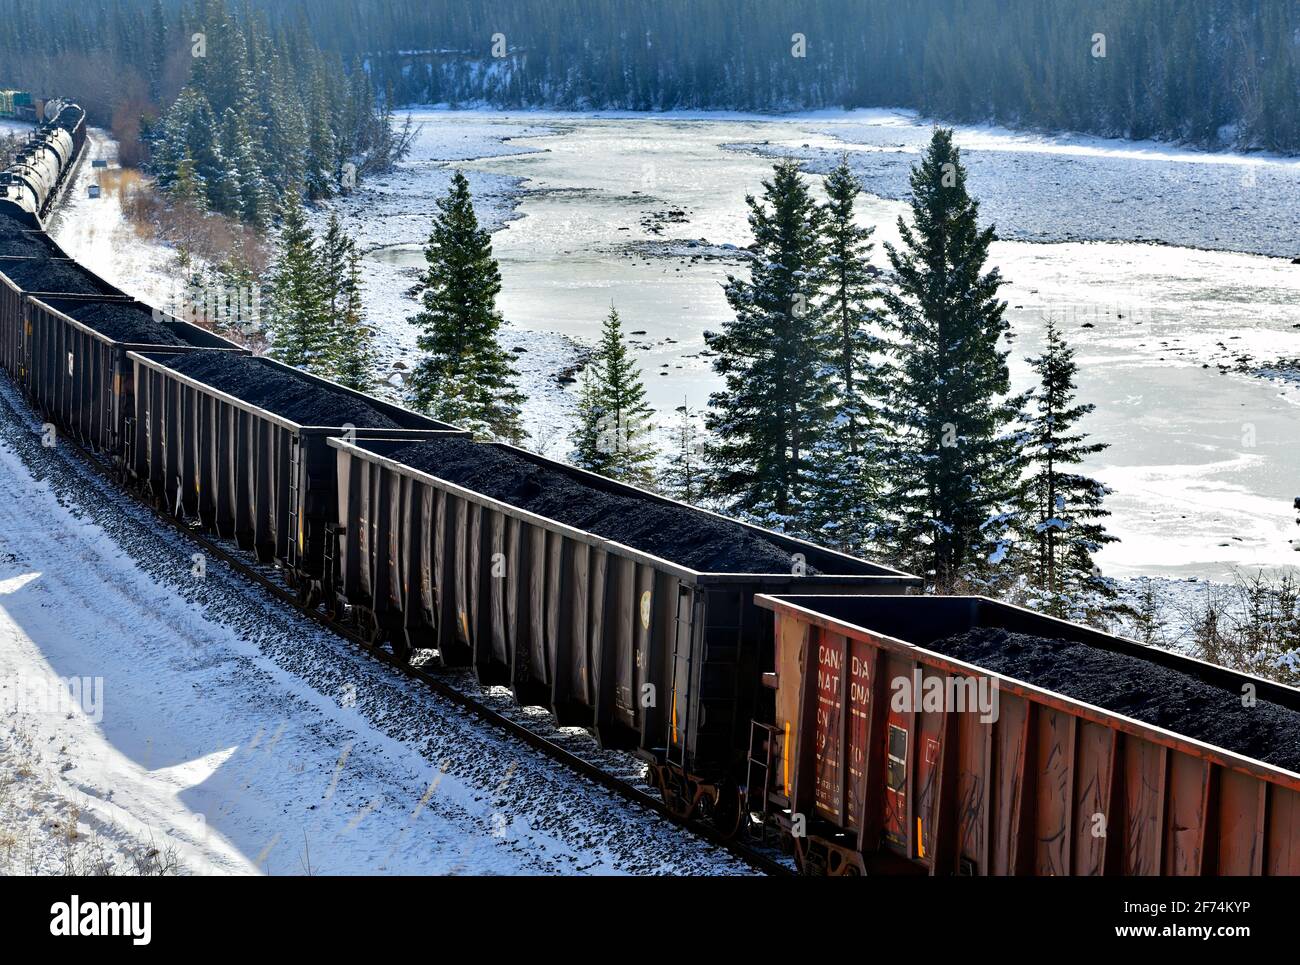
[286,437,301,569]
[744,720,781,844]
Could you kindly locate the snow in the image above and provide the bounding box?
[0,378,756,876]
[45,129,182,311]
[314,114,584,449]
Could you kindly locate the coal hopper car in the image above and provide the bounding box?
[127,351,466,595]
[327,435,921,826]
[757,593,1300,876]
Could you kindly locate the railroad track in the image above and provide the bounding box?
[44,416,794,877]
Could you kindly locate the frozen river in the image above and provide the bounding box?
[367,110,1300,581]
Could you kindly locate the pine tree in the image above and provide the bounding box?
[879,128,1028,592]
[661,400,702,502]
[319,214,353,314]
[802,156,886,551]
[572,363,610,475]
[570,307,655,483]
[1024,317,1118,621]
[407,170,524,440]
[304,67,339,200]
[267,189,330,373]
[221,107,273,228]
[703,160,832,524]
[334,248,376,391]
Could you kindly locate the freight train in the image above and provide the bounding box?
[0,89,37,121]
[0,100,1298,876]
[0,98,85,228]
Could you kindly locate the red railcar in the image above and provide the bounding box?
[755,594,1300,876]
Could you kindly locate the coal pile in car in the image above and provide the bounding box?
[160,351,403,429]
[385,436,814,574]
[0,257,115,295]
[932,627,1300,772]
[42,298,190,345]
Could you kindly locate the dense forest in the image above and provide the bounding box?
[0,0,407,210]
[264,0,1297,152]
[0,2,1295,153]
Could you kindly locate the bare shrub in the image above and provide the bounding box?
[1177,569,1300,686]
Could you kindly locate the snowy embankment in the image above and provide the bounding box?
[729,107,1300,259]
[0,380,755,876]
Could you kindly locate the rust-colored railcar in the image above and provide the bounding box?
[327,437,920,824]
[756,594,1300,876]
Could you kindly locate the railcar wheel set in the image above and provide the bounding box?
[2,100,1298,876]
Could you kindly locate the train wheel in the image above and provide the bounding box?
[699,784,744,840]
[296,579,320,610]
[324,592,347,623]
[390,633,411,665]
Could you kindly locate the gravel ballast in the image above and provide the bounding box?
[159,351,403,429]
[42,298,190,346]
[931,628,1300,772]
[0,257,116,295]
[384,436,813,574]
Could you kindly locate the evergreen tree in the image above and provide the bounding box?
[407,170,524,440]
[267,189,330,372]
[879,129,1028,592]
[801,156,886,551]
[570,307,655,483]
[571,364,610,474]
[1024,317,1118,621]
[661,400,702,503]
[703,160,832,524]
[304,66,339,199]
[333,247,376,391]
[319,213,354,319]
[220,107,273,228]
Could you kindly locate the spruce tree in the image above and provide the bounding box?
[879,129,1028,592]
[407,170,525,441]
[802,156,886,551]
[703,160,832,524]
[267,190,330,373]
[661,400,702,503]
[570,307,655,483]
[1024,317,1118,621]
[334,248,376,391]
[571,364,610,475]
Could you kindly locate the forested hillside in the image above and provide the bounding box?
[1,1,1295,153]
[270,0,1300,153]
[0,0,406,207]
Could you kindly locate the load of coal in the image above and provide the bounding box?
[384,436,813,574]
[931,628,1300,772]
[42,298,190,345]
[0,257,114,295]
[0,231,56,258]
[160,351,403,429]
[0,212,31,238]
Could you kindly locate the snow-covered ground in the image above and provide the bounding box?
[0,378,756,876]
[45,130,183,311]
